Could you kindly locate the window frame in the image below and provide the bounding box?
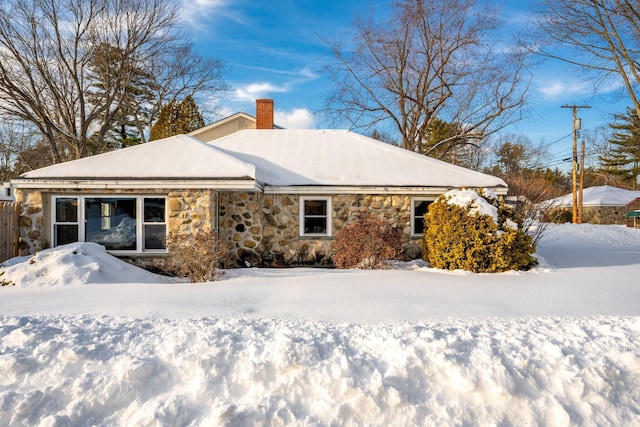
[299,196,332,237]
[51,195,168,254]
[52,196,80,246]
[411,197,434,237]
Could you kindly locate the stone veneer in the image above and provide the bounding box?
[14,187,424,268]
[13,188,217,259]
[550,206,629,224]
[219,192,422,267]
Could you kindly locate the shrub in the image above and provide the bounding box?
[422,189,537,273]
[164,229,232,282]
[332,213,403,269]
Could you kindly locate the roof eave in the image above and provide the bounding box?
[264,185,508,195]
[11,178,261,191]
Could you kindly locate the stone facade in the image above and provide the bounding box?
[14,189,45,255]
[550,206,629,224]
[14,187,425,268]
[13,188,216,257]
[219,192,422,267]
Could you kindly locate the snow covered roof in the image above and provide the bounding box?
[544,185,640,207]
[208,129,507,190]
[13,129,507,192]
[17,134,256,183]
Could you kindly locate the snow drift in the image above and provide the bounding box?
[1,224,640,426]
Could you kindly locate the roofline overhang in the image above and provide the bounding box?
[264,185,508,195]
[11,178,262,191]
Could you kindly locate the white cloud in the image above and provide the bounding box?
[179,0,242,28]
[275,108,316,129]
[234,82,290,101]
[537,79,592,98]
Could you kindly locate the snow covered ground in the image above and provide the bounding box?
[1,224,640,426]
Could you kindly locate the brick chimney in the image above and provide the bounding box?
[255,98,274,129]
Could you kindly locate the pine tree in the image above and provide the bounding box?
[600,107,640,190]
[149,96,205,141]
[87,43,156,152]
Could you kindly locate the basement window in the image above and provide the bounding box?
[300,196,332,237]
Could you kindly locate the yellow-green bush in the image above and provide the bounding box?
[422,189,537,273]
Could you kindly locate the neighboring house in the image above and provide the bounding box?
[1,182,13,201]
[11,100,507,267]
[626,198,640,228]
[542,185,640,224]
[188,98,281,142]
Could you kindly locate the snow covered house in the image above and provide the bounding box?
[627,198,640,228]
[542,185,640,224]
[10,100,507,267]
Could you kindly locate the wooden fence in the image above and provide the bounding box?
[1,201,19,263]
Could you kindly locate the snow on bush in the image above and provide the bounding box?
[422,189,536,272]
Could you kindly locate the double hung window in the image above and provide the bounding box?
[300,197,331,237]
[411,198,433,236]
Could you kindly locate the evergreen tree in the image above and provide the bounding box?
[599,107,640,190]
[87,43,156,152]
[149,96,205,141]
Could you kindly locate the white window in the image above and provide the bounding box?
[53,197,79,246]
[411,198,433,236]
[52,195,167,253]
[300,196,332,237]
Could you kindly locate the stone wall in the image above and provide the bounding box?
[550,206,628,224]
[13,188,217,258]
[219,192,422,267]
[14,187,426,268]
[13,189,45,255]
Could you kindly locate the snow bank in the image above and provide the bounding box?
[1,315,639,426]
[1,224,640,425]
[0,242,171,287]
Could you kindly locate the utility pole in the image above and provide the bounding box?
[561,105,591,223]
[579,140,585,223]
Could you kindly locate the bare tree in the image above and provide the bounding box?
[0,0,228,163]
[0,118,39,181]
[323,0,530,156]
[530,0,640,118]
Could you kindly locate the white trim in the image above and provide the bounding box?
[266,185,508,196]
[299,196,332,237]
[12,179,260,191]
[52,195,168,254]
[411,197,436,237]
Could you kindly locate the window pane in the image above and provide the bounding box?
[144,224,166,250]
[304,217,327,234]
[144,198,165,222]
[413,201,431,234]
[55,224,78,246]
[304,200,326,216]
[85,198,136,250]
[55,198,77,222]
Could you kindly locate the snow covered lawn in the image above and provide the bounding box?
[1,224,640,426]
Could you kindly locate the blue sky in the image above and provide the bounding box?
[179,0,632,170]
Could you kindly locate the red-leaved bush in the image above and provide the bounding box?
[332,214,403,269]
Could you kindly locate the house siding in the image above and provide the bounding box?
[14,187,425,268]
[191,117,255,142]
[219,192,421,267]
[13,188,217,257]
